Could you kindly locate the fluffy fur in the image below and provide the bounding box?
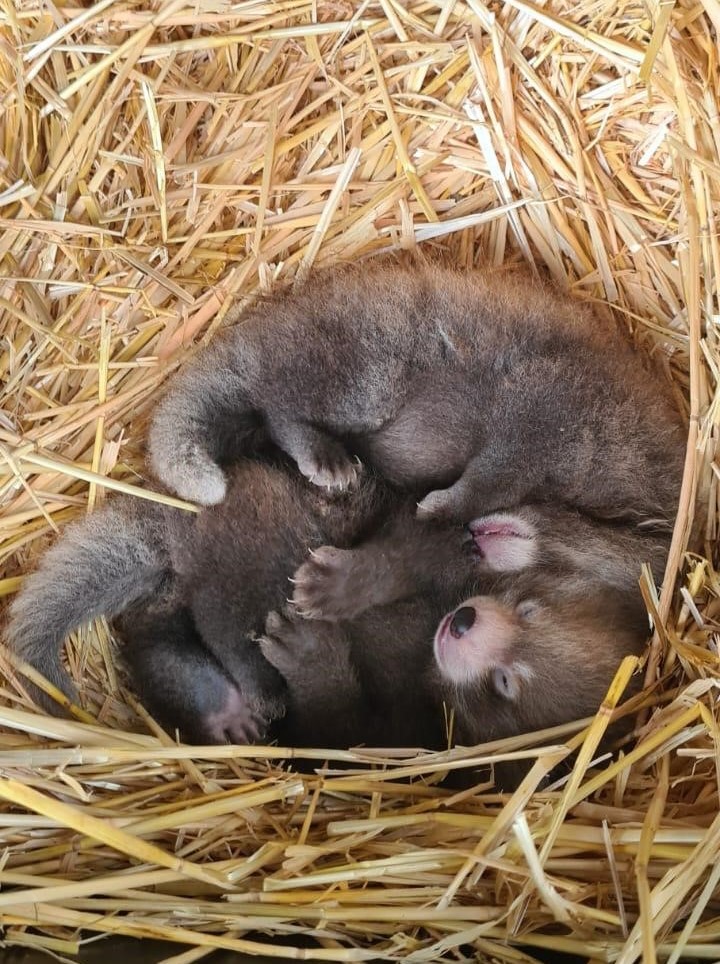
[123,500,666,750]
[258,581,648,766]
[5,459,391,738]
[288,504,671,621]
[148,260,684,525]
[4,457,666,747]
[256,513,664,755]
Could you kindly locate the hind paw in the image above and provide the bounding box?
[297,441,360,491]
[260,610,354,693]
[202,686,270,744]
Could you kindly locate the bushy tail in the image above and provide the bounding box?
[4,499,172,712]
[148,335,262,506]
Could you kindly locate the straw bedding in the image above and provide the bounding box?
[0,0,718,961]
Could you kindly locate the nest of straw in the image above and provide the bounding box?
[0,1,718,961]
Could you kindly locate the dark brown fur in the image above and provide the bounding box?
[256,582,648,770]
[5,457,665,749]
[119,500,665,754]
[4,459,391,738]
[256,517,660,757]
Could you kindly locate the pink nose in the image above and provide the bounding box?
[449,606,476,638]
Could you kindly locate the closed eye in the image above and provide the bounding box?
[515,599,541,621]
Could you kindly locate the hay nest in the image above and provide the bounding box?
[0,1,718,961]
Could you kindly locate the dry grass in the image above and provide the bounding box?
[0,0,719,961]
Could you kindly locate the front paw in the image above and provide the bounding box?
[259,609,323,679]
[291,545,358,620]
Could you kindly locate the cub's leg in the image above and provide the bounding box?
[265,415,359,490]
[118,604,271,744]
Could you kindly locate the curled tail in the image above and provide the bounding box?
[4,500,172,713]
[148,334,263,506]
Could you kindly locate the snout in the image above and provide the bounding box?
[434,596,517,686]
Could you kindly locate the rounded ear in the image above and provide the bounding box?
[492,665,522,701]
[468,513,539,572]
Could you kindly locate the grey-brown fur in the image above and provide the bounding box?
[5,500,175,703]
[117,599,258,743]
[148,259,684,526]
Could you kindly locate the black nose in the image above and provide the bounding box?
[449,606,476,638]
